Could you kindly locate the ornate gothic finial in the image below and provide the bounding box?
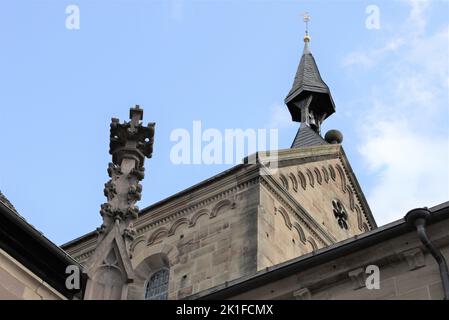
[84,106,156,300]
[109,105,155,169]
[302,12,311,42]
[103,105,155,230]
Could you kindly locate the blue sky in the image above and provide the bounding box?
[0,0,448,245]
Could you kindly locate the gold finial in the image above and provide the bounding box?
[302,12,311,42]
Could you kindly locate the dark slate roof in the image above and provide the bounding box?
[284,41,336,122]
[0,190,83,299]
[291,124,328,148]
[285,42,330,102]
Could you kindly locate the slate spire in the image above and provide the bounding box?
[285,15,336,148]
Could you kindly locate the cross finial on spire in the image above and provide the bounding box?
[129,104,143,131]
[302,12,311,42]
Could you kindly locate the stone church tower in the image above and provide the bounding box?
[63,33,376,300]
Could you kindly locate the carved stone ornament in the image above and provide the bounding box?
[109,105,155,169]
[348,267,366,290]
[402,247,426,271]
[84,106,155,300]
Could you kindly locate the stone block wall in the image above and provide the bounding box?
[124,171,261,299]
[276,158,370,241]
[0,248,65,300]
[226,218,449,300]
[256,157,372,270]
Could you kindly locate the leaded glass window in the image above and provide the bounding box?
[145,268,169,300]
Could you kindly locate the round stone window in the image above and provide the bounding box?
[332,199,348,230]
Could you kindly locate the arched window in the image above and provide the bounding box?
[145,268,169,300]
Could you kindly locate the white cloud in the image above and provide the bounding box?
[408,0,430,35]
[342,38,405,68]
[359,120,449,225]
[344,1,449,225]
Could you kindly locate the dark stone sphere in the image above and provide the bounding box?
[325,129,343,144]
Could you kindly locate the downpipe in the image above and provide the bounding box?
[405,208,449,300]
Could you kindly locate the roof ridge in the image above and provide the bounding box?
[0,190,18,214]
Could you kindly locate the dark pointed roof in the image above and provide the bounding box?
[286,42,329,97]
[291,124,328,148]
[285,40,336,122]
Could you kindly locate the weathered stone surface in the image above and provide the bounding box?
[402,247,426,271]
[348,267,366,290]
[177,285,193,299]
[428,281,444,300]
[293,288,311,300]
[390,287,430,300]
[218,219,449,300]
[395,259,441,295]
